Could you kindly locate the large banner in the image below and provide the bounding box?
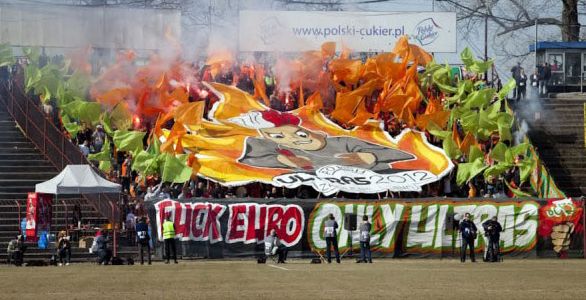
[174,83,453,195]
[238,11,457,52]
[148,198,585,259]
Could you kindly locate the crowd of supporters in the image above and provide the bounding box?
[0,50,527,231]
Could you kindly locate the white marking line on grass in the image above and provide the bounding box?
[267,264,290,271]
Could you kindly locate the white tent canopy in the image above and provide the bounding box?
[35,165,121,195]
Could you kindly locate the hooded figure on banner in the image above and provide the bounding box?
[229,110,414,173]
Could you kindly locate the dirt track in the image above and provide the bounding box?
[0,259,584,299]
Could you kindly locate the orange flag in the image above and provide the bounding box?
[409,44,433,66]
[252,65,270,105]
[425,96,442,115]
[321,42,336,59]
[400,107,416,128]
[305,92,323,112]
[329,59,364,85]
[174,102,205,127]
[415,111,451,130]
[330,80,378,125]
[452,122,462,146]
[161,121,187,154]
[459,132,476,154]
[154,111,174,137]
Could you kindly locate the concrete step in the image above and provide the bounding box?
[0,172,55,180]
[0,166,55,173]
[0,131,29,138]
[0,142,36,148]
[0,160,53,167]
[0,137,30,143]
[0,147,39,154]
[0,154,46,160]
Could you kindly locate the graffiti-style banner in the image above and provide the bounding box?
[168,83,453,195]
[308,201,538,255]
[147,198,584,258]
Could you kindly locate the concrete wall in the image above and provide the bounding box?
[0,4,181,50]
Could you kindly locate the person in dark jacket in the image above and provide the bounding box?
[510,62,521,99]
[95,230,112,265]
[135,217,151,265]
[358,215,372,263]
[459,213,478,263]
[57,230,71,266]
[8,235,26,266]
[324,214,340,264]
[265,229,288,263]
[482,216,503,262]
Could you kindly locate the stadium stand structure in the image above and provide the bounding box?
[0,106,110,262]
[520,95,586,197]
[0,83,138,264]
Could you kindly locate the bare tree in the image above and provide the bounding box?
[441,0,580,42]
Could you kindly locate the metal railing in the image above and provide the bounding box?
[0,80,119,224]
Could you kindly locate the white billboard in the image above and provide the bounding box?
[0,4,181,50]
[239,11,457,53]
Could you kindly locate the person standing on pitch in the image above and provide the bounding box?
[324,213,340,263]
[136,217,151,265]
[358,215,372,263]
[482,216,503,262]
[459,213,478,263]
[162,215,178,264]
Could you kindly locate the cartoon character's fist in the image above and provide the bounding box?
[277,152,313,170]
[337,152,376,166]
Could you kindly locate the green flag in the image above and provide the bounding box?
[100,113,115,136]
[132,150,158,175]
[497,79,516,100]
[460,47,494,73]
[483,163,512,179]
[486,98,502,120]
[519,158,535,183]
[429,129,451,140]
[478,108,497,132]
[88,140,111,162]
[161,153,192,183]
[435,82,458,94]
[463,88,495,109]
[469,145,484,162]
[66,71,91,99]
[509,143,530,158]
[62,100,101,125]
[490,142,508,162]
[61,114,80,137]
[446,80,473,104]
[443,133,461,159]
[79,102,102,126]
[456,158,487,185]
[110,103,132,132]
[497,113,513,142]
[99,160,112,173]
[460,110,479,134]
[505,180,532,198]
[113,130,146,154]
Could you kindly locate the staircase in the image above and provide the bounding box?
[0,107,109,262]
[0,82,137,264]
[517,95,586,197]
